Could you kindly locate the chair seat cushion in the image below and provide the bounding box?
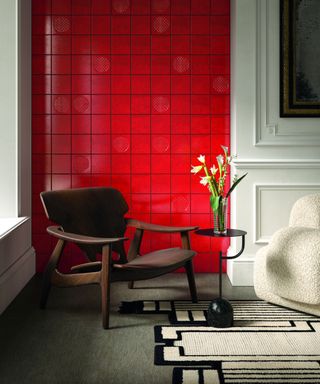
[114,248,195,269]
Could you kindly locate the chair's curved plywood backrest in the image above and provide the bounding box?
[40,187,129,261]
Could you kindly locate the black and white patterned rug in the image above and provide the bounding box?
[119,300,320,383]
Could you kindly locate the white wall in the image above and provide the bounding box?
[229,0,320,286]
[0,0,35,314]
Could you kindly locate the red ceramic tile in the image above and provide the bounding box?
[92,0,111,14]
[33,154,51,174]
[211,55,230,74]
[32,115,51,134]
[72,16,91,35]
[111,95,130,114]
[131,55,150,75]
[171,16,191,34]
[132,0,150,14]
[171,0,190,14]
[71,0,91,15]
[111,175,131,196]
[92,16,111,34]
[170,154,191,174]
[151,35,171,54]
[131,75,150,94]
[171,36,191,54]
[92,36,111,55]
[52,154,71,173]
[92,134,110,153]
[72,135,91,153]
[151,55,171,74]
[171,194,190,214]
[192,95,211,114]
[52,36,71,55]
[71,55,91,74]
[92,95,110,114]
[72,95,91,114]
[191,0,210,14]
[191,194,210,213]
[131,95,150,114]
[52,75,71,94]
[92,75,110,94]
[151,95,170,114]
[51,55,71,75]
[131,115,150,134]
[151,154,170,173]
[32,135,51,154]
[211,0,230,15]
[171,75,191,94]
[33,55,51,75]
[131,16,150,34]
[92,115,110,134]
[72,115,91,134]
[171,95,190,114]
[33,95,51,114]
[111,35,130,54]
[33,15,52,35]
[211,75,230,94]
[111,75,130,94]
[151,194,171,213]
[111,16,131,34]
[192,55,210,74]
[151,16,171,35]
[191,35,210,54]
[192,75,210,94]
[171,175,191,193]
[211,116,230,133]
[131,194,151,213]
[191,135,211,154]
[72,75,91,94]
[211,35,230,55]
[171,135,190,154]
[191,115,211,134]
[52,175,71,190]
[131,155,151,174]
[211,15,230,35]
[171,115,190,134]
[91,174,112,187]
[91,154,107,173]
[33,0,51,15]
[52,95,71,114]
[131,175,151,193]
[111,135,130,153]
[72,155,91,174]
[52,0,71,14]
[131,35,151,55]
[33,75,51,94]
[52,115,71,134]
[151,75,170,94]
[111,55,131,74]
[191,16,210,34]
[151,115,170,134]
[72,175,92,188]
[52,134,71,153]
[111,154,131,174]
[72,36,91,55]
[211,95,230,114]
[33,36,51,55]
[131,134,150,154]
[151,175,170,193]
[111,115,130,133]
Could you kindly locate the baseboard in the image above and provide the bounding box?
[0,247,35,314]
[227,256,254,286]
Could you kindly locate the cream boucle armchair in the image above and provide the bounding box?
[254,194,320,315]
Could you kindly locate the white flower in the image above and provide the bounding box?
[210,166,218,175]
[197,154,206,164]
[216,154,224,165]
[221,145,228,155]
[200,176,210,186]
[191,165,203,174]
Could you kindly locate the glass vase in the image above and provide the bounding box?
[213,197,228,235]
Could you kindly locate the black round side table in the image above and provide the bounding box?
[194,228,247,328]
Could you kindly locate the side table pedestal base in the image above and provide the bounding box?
[207,298,233,328]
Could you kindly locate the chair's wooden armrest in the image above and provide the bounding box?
[47,226,128,245]
[126,219,199,233]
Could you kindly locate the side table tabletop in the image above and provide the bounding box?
[195,228,247,327]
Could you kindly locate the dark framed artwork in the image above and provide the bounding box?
[280,0,320,117]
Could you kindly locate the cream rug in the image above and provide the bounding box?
[120,300,320,382]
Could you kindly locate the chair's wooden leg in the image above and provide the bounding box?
[40,239,65,309]
[185,260,198,303]
[101,244,111,329]
[128,281,134,289]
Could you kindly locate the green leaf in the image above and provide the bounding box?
[226,172,248,198]
[210,195,220,212]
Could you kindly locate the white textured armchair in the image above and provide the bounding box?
[254,194,320,316]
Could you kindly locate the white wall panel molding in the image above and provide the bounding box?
[254,0,320,147]
[233,159,320,169]
[254,183,320,244]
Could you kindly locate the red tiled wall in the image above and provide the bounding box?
[32,0,230,272]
